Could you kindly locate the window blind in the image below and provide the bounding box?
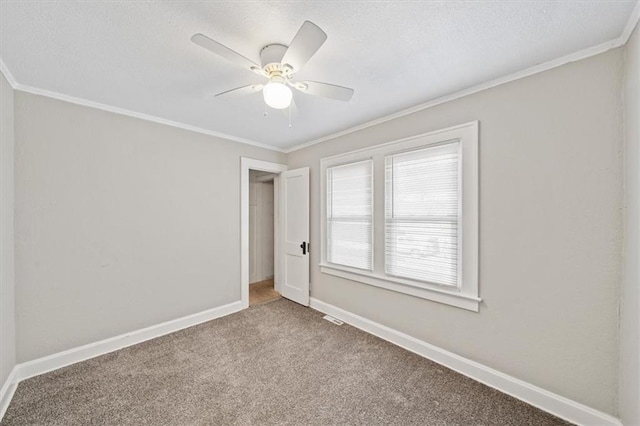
[385,141,460,286]
[327,160,373,270]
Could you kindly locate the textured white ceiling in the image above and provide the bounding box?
[0,1,636,150]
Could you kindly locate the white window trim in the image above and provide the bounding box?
[320,121,480,312]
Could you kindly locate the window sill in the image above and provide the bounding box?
[319,263,481,312]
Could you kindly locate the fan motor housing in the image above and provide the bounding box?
[260,44,288,75]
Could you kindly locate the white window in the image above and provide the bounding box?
[326,160,373,270]
[385,142,460,286]
[320,122,479,311]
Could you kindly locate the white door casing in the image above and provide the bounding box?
[240,158,288,309]
[279,167,310,306]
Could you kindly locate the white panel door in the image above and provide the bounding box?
[280,167,310,306]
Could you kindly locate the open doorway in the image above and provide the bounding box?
[240,158,288,309]
[248,170,279,306]
[241,158,310,309]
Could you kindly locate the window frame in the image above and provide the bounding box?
[325,159,374,271]
[384,140,463,288]
[319,121,480,312]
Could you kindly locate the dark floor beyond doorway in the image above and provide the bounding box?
[249,278,280,306]
[2,299,570,425]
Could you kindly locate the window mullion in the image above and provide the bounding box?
[373,154,386,276]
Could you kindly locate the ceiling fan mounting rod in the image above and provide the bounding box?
[260,43,293,78]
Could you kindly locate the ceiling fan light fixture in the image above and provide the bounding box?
[263,77,292,109]
[193,21,354,111]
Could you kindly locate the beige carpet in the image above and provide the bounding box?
[249,279,280,306]
[1,299,571,425]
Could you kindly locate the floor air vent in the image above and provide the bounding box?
[323,315,344,325]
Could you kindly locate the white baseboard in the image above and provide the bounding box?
[0,367,19,420]
[2,298,621,425]
[16,301,243,382]
[0,300,243,421]
[309,297,622,426]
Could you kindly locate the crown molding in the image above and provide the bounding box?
[3,2,639,156]
[0,57,284,153]
[621,0,640,44]
[284,35,625,154]
[13,83,285,152]
[0,58,18,88]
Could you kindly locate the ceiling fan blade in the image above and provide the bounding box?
[214,84,264,100]
[294,81,354,102]
[191,33,265,76]
[281,21,327,73]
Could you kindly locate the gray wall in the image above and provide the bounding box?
[14,92,285,362]
[248,170,275,284]
[620,22,640,426]
[0,71,16,387]
[287,49,623,415]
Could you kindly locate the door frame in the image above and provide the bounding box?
[240,158,288,309]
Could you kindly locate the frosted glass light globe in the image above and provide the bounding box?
[263,79,293,109]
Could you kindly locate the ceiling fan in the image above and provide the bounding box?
[191,21,354,110]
